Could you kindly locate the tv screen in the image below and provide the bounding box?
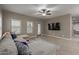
[52,23,55,30]
[55,22,60,30]
[48,22,60,30]
[48,24,51,30]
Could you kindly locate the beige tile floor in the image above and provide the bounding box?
[40,36,79,55]
[29,38,57,55]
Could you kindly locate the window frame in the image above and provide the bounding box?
[11,19,21,34]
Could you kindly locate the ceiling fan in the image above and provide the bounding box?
[38,9,52,16]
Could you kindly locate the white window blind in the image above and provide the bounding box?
[11,19,21,34]
[27,21,33,33]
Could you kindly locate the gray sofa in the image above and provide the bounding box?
[0,32,31,55]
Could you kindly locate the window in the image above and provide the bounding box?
[11,19,21,34]
[27,21,33,33]
[0,18,2,37]
[38,24,41,35]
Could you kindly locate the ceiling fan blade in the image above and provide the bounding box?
[38,10,43,13]
[36,13,42,15]
[47,10,50,12]
[46,13,51,15]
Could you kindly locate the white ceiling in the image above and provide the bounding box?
[1,4,79,19]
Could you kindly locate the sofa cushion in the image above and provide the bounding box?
[15,41,31,55]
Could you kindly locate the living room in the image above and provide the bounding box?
[0,4,79,55]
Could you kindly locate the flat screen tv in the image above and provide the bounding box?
[48,22,60,30]
[48,24,51,30]
[55,22,60,30]
[52,23,55,30]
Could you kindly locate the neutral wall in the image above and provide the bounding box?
[44,14,72,39]
[2,10,73,38]
[2,10,44,35]
[0,9,2,37]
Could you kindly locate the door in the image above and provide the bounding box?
[37,24,41,35]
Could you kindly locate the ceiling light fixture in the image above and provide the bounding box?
[38,9,52,16]
[42,13,46,16]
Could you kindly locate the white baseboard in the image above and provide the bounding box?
[41,34,71,40]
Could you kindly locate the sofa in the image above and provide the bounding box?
[0,32,31,55]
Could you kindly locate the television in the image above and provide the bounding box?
[48,22,60,30]
[52,23,55,30]
[48,24,51,30]
[55,22,60,30]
